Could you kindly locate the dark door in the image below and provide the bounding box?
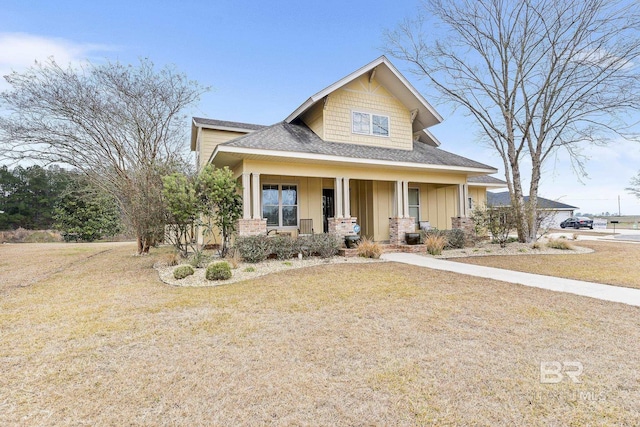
[322,188,335,233]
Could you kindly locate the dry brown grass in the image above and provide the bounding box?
[1,242,639,425]
[454,240,640,289]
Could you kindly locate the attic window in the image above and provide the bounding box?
[352,111,389,137]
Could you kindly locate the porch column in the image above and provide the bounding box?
[395,180,403,217]
[252,173,261,220]
[343,177,351,218]
[458,184,469,217]
[335,177,343,218]
[403,180,410,218]
[241,173,251,219]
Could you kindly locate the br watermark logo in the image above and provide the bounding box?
[540,361,583,384]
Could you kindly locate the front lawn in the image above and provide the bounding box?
[1,242,638,425]
[452,240,640,289]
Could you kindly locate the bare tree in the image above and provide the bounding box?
[0,58,207,253]
[627,172,640,199]
[386,0,640,242]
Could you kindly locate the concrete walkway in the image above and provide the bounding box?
[381,252,640,308]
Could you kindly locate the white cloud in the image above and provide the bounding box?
[0,33,113,87]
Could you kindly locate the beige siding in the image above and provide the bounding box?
[301,102,324,139]
[469,187,487,208]
[352,180,375,239]
[373,181,394,241]
[323,75,413,150]
[422,184,459,230]
[199,129,247,170]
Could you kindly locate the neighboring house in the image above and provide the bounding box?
[191,56,506,244]
[487,191,578,229]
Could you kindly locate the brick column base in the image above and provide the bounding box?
[389,217,416,245]
[237,218,267,236]
[328,217,358,245]
[451,216,476,244]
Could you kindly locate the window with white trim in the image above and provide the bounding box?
[408,188,420,225]
[352,111,389,136]
[262,184,298,227]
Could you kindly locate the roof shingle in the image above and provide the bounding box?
[487,192,577,209]
[221,121,496,171]
[193,117,266,131]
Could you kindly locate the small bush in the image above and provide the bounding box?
[425,234,447,255]
[297,236,313,257]
[271,235,300,260]
[445,229,465,249]
[547,238,574,250]
[173,264,195,280]
[206,261,232,281]
[356,236,382,259]
[310,233,340,258]
[243,266,256,273]
[165,252,181,267]
[421,228,447,244]
[188,250,210,268]
[235,235,272,263]
[490,236,518,247]
[531,241,544,250]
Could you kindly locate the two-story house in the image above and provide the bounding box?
[191,56,504,244]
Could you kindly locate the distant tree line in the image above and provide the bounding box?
[0,165,121,241]
[0,165,68,230]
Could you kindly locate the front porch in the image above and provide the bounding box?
[235,170,473,246]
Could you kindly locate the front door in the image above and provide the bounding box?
[322,188,335,233]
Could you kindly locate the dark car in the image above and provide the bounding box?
[560,217,593,229]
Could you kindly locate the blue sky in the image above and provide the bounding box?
[2,0,640,215]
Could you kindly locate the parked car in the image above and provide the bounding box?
[560,217,593,229]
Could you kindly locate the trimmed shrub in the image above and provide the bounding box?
[445,229,465,249]
[173,264,195,280]
[206,261,232,281]
[234,235,272,263]
[356,236,382,259]
[547,238,574,250]
[425,234,447,255]
[270,235,301,260]
[310,233,340,258]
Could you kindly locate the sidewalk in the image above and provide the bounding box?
[381,252,640,308]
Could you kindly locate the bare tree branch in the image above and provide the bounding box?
[0,58,208,253]
[385,0,640,241]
